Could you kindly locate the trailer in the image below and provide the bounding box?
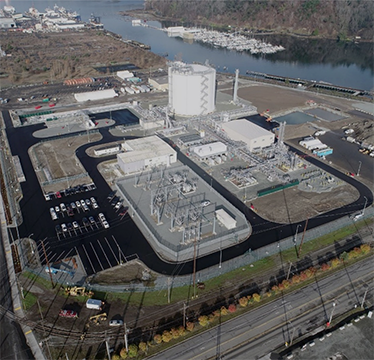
[86,299,104,310]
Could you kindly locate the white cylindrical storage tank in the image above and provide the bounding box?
[168,62,216,116]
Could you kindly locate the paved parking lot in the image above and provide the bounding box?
[286,314,373,360]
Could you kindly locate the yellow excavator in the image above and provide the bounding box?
[89,313,107,325]
[64,286,94,297]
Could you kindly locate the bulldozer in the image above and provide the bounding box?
[64,286,94,297]
[89,313,107,325]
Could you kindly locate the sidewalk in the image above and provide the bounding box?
[0,194,46,360]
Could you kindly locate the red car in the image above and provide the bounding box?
[59,309,78,318]
[49,103,56,107]
[35,105,42,110]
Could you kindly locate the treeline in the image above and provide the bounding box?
[144,0,374,40]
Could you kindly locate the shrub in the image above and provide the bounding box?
[291,274,301,284]
[186,321,194,332]
[139,342,147,353]
[177,325,186,337]
[119,348,128,359]
[153,334,162,344]
[331,258,341,268]
[213,309,221,318]
[247,295,252,302]
[228,303,237,313]
[198,315,209,327]
[252,293,261,302]
[239,296,249,307]
[300,271,308,281]
[162,330,173,343]
[208,313,216,323]
[128,344,138,358]
[360,244,371,254]
[220,306,228,316]
[304,268,314,278]
[339,251,348,261]
[112,355,120,360]
[321,263,330,271]
[282,279,290,289]
[271,285,280,294]
[265,291,272,298]
[278,283,285,291]
[171,327,180,339]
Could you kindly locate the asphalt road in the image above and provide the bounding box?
[0,233,34,360]
[147,256,374,360]
[1,109,373,276]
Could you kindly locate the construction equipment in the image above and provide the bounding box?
[64,286,94,297]
[89,313,107,325]
[260,109,272,122]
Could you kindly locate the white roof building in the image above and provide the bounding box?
[299,137,327,150]
[117,70,134,80]
[221,119,275,152]
[74,89,118,102]
[117,136,177,175]
[192,142,227,159]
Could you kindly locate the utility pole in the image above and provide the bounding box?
[38,299,52,360]
[192,239,197,299]
[167,277,171,304]
[183,302,187,328]
[286,262,293,280]
[41,238,54,288]
[124,323,129,353]
[297,218,308,259]
[327,301,336,327]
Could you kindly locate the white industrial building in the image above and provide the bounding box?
[215,209,237,230]
[0,18,16,28]
[168,62,216,116]
[148,76,169,92]
[117,136,177,175]
[299,136,327,150]
[192,142,227,160]
[222,119,275,152]
[74,89,118,102]
[117,70,134,80]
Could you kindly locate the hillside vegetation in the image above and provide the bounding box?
[144,0,374,40]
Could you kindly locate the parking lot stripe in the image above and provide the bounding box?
[90,242,104,271]
[80,244,96,274]
[105,236,119,264]
[97,239,112,268]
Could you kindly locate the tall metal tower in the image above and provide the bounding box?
[233,69,239,103]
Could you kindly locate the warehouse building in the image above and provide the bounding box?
[117,135,177,175]
[74,89,118,102]
[221,119,275,152]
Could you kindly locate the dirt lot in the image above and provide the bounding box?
[251,183,359,223]
[0,29,167,87]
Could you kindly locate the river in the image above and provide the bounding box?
[8,0,374,91]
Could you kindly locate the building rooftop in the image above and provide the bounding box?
[119,135,175,163]
[222,119,273,139]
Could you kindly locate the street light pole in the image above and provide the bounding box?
[293,224,301,244]
[357,161,362,176]
[219,245,222,269]
[327,301,336,327]
[361,289,368,309]
[362,196,368,216]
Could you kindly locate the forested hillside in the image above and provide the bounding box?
[144,0,373,40]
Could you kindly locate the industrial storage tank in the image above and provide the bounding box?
[168,62,216,116]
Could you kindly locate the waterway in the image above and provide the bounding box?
[8,0,374,91]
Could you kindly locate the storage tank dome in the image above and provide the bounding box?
[168,62,216,116]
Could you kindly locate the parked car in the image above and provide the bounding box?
[102,221,110,229]
[114,201,122,210]
[67,223,73,231]
[89,216,96,225]
[60,203,66,212]
[61,223,68,232]
[109,319,123,327]
[59,309,78,318]
[55,224,62,234]
[72,221,79,229]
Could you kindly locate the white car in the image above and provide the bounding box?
[60,203,66,212]
[80,199,86,208]
[102,221,110,229]
[201,200,210,207]
[114,201,122,210]
[55,205,60,213]
[92,202,99,209]
[76,200,81,208]
[50,208,58,220]
[90,197,96,204]
[72,221,79,229]
[98,213,106,222]
[61,223,67,232]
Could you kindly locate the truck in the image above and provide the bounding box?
[86,299,104,310]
